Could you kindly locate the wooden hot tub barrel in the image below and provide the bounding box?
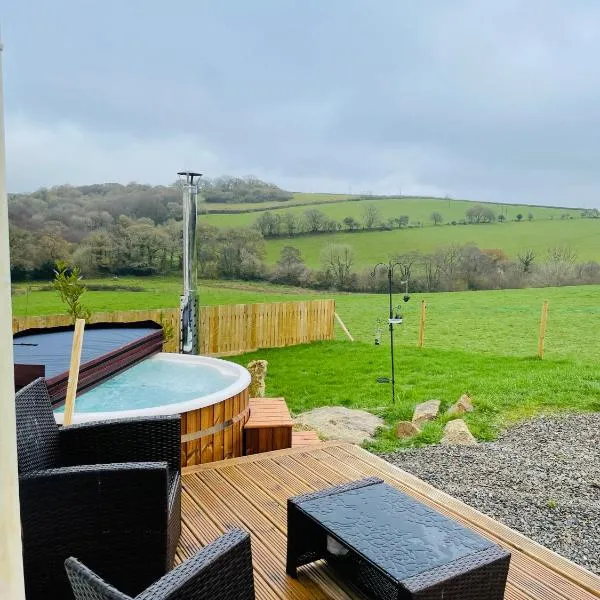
[179,386,250,467]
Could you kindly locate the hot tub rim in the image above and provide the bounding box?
[53,352,251,425]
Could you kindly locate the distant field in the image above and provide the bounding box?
[202,194,581,228]
[263,218,600,267]
[200,192,354,213]
[11,278,321,317]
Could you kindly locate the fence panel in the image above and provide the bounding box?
[13,299,335,357]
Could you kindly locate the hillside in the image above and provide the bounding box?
[261,218,600,268]
[202,194,582,228]
[9,180,600,289]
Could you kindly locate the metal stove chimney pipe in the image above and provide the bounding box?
[177,171,202,354]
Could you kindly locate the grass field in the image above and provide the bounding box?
[198,192,599,268]
[262,218,600,267]
[202,194,581,229]
[12,278,600,452]
[201,192,354,213]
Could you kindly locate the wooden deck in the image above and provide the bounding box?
[178,442,600,599]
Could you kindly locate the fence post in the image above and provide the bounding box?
[334,312,354,342]
[537,300,549,359]
[418,300,427,348]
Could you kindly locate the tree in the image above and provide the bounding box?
[201,175,293,203]
[527,212,534,221]
[465,205,495,224]
[303,209,328,233]
[581,208,600,219]
[516,213,523,221]
[282,212,299,236]
[217,228,266,279]
[128,223,169,270]
[397,215,409,228]
[497,214,506,222]
[343,216,360,230]
[362,205,381,229]
[273,246,306,284]
[517,249,536,272]
[52,260,91,322]
[547,245,577,264]
[254,212,281,237]
[392,252,420,283]
[430,211,443,226]
[320,244,354,289]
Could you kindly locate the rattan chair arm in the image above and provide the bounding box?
[60,416,181,476]
[137,528,255,600]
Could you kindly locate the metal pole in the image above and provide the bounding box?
[178,171,201,355]
[0,38,27,600]
[388,266,395,404]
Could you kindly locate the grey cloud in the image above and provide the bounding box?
[3,0,600,207]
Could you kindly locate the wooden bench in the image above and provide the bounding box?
[292,430,321,447]
[244,398,293,455]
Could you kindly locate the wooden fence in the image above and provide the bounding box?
[12,309,180,353]
[12,299,336,356]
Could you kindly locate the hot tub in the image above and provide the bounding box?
[13,322,164,402]
[54,353,251,467]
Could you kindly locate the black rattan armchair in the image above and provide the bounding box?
[16,378,181,600]
[65,528,255,600]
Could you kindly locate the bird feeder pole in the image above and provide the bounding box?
[371,262,410,404]
[0,37,27,600]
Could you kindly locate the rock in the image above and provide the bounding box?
[447,394,474,416]
[412,400,440,426]
[294,406,384,445]
[396,421,420,439]
[441,419,477,446]
[247,359,268,397]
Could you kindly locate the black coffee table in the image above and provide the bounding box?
[286,477,510,600]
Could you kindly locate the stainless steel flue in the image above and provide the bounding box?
[177,171,202,354]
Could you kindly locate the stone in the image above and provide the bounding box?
[247,359,268,397]
[294,406,384,445]
[396,421,420,439]
[441,419,477,446]
[446,394,474,416]
[412,400,440,426]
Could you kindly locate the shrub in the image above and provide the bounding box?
[52,260,92,323]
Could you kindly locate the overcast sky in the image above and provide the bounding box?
[3,1,600,207]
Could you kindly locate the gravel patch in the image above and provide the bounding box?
[381,413,600,575]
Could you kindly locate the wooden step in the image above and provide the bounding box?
[244,398,293,455]
[292,430,322,447]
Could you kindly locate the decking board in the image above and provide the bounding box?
[178,442,600,600]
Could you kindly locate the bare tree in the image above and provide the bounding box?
[321,244,354,288]
[518,249,536,273]
[546,245,577,264]
[392,252,420,283]
[362,205,382,229]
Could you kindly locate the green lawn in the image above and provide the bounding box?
[12,278,599,452]
[229,341,600,453]
[262,218,600,268]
